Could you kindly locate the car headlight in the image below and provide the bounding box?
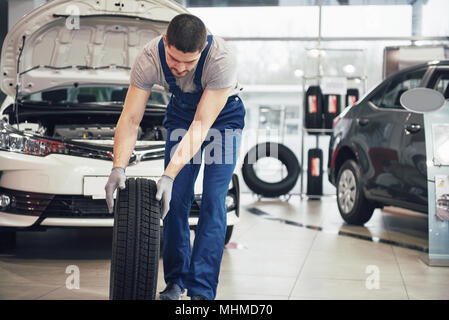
[0,131,68,156]
[0,194,10,209]
[0,120,111,160]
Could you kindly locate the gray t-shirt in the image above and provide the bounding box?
[129,35,242,97]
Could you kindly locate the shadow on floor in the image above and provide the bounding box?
[7,228,114,260]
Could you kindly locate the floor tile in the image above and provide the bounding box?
[0,190,445,300]
[290,277,408,300]
[218,273,297,297]
[38,285,108,300]
[0,283,62,300]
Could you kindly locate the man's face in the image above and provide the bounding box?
[163,35,205,78]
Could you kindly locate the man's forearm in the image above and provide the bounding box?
[112,115,140,168]
[164,120,208,179]
[163,87,231,179]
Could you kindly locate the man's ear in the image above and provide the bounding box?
[163,34,167,46]
[201,39,208,52]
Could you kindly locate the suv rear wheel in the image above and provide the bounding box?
[336,160,375,225]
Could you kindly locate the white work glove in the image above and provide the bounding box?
[104,167,126,214]
[155,174,174,219]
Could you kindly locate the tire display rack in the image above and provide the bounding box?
[244,105,301,202]
[299,74,367,200]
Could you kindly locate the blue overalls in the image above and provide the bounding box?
[158,35,245,300]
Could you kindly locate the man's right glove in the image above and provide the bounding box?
[105,167,126,214]
[155,174,174,220]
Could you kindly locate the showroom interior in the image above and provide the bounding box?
[0,0,449,300]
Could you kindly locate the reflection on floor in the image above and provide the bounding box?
[1,193,448,300]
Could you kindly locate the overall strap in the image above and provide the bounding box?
[193,34,213,91]
[158,36,181,96]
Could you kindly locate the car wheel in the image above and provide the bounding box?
[336,160,375,225]
[0,229,16,252]
[109,178,160,300]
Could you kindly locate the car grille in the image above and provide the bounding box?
[0,187,203,219]
[41,195,111,218]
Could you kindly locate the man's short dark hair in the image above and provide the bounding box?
[166,14,207,53]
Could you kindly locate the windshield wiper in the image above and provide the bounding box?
[19,64,131,76]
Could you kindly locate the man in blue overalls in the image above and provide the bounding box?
[105,14,245,300]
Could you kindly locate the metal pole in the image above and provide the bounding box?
[317,0,322,79]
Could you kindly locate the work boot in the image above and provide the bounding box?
[159,282,185,300]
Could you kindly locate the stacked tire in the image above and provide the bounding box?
[346,88,359,107]
[304,85,324,132]
[109,178,160,300]
[323,94,341,132]
[307,148,323,197]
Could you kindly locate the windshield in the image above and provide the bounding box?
[21,86,169,106]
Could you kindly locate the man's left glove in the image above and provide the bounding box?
[155,174,174,219]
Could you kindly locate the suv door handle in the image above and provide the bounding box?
[357,118,369,126]
[405,124,421,133]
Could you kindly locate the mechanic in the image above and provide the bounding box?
[104,13,245,300]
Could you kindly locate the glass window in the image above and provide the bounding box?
[378,68,427,109]
[432,72,449,99]
[22,86,169,106]
[368,83,388,107]
[322,5,411,37]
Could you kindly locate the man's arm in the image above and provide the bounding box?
[112,84,151,168]
[163,86,232,179]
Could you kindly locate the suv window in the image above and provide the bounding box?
[369,83,387,107]
[378,68,426,109]
[432,71,449,99]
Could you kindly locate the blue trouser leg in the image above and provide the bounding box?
[162,128,202,289]
[185,129,242,299]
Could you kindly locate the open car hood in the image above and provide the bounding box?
[0,0,188,97]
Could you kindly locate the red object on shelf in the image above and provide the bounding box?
[311,157,320,177]
[328,95,337,114]
[308,95,317,114]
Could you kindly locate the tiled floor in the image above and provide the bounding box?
[1,193,448,300]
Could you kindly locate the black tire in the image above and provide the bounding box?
[109,178,161,300]
[242,142,300,197]
[304,85,324,132]
[307,148,323,196]
[336,160,375,225]
[0,229,16,252]
[323,94,341,132]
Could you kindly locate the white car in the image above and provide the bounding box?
[0,0,240,250]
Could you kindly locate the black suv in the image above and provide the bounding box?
[328,60,449,225]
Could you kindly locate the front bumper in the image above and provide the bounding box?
[0,174,240,229]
